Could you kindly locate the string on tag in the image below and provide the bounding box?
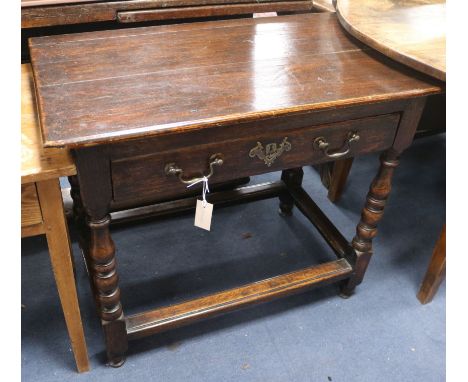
[187,176,210,207]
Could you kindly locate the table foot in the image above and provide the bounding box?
[108,356,126,368]
[338,283,353,298]
[278,205,293,217]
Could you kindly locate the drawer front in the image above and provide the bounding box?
[110,114,399,204]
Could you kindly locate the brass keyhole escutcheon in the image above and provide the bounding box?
[249,137,291,166]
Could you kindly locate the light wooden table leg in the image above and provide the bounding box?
[417,225,446,304]
[36,179,90,373]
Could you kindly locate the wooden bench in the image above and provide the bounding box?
[21,0,314,62]
[21,0,313,28]
[21,64,89,373]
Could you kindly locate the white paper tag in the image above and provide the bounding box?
[194,199,213,231]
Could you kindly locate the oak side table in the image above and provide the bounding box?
[21,64,89,372]
[29,13,442,366]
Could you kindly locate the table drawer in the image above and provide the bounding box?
[110,113,400,203]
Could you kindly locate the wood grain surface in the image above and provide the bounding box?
[116,2,312,23]
[110,114,399,203]
[21,64,75,183]
[126,258,353,339]
[21,0,313,28]
[313,0,335,12]
[336,0,445,81]
[21,0,99,6]
[29,13,441,148]
[36,178,90,372]
[21,183,43,231]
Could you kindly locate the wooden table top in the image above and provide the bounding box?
[21,64,75,184]
[336,0,446,81]
[29,13,441,148]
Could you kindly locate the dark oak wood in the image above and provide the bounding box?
[286,184,355,262]
[87,216,127,367]
[117,2,312,23]
[110,114,399,204]
[340,149,400,297]
[324,158,354,202]
[417,225,446,304]
[127,258,352,339]
[110,181,286,224]
[30,13,442,365]
[318,95,445,203]
[29,13,440,148]
[21,0,312,62]
[65,178,353,260]
[340,97,427,297]
[72,148,128,367]
[22,0,98,6]
[22,0,313,28]
[279,168,303,216]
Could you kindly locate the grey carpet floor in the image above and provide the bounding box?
[21,134,446,382]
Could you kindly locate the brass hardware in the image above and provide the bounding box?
[164,153,224,184]
[313,132,360,159]
[249,137,291,167]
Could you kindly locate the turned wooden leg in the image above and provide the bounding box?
[279,168,304,216]
[87,215,128,367]
[340,150,400,297]
[71,148,128,366]
[36,178,90,373]
[417,225,446,304]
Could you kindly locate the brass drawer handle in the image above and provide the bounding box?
[313,132,360,159]
[164,153,224,184]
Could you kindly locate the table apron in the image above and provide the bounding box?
[109,113,399,205]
